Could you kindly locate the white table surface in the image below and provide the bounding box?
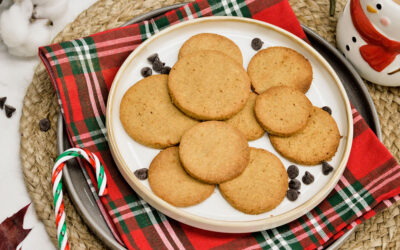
[0,0,97,248]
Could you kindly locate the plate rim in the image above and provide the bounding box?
[106,16,354,233]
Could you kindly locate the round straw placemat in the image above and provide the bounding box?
[19,0,400,249]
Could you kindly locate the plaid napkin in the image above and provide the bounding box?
[39,0,400,249]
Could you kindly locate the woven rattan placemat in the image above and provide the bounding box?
[19,0,400,249]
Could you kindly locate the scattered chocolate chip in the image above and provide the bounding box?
[286,189,299,201]
[39,118,51,132]
[152,59,164,73]
[322,106,332,115]
[141,67,152,77]
[322,161,334,175]
[289,179,301,190]
[287,165,299,179]
[160,66,171,74]
[147,53,159,64]
[302,171,314,185]
[5,105,16,118]
[0,97,6,109]
[251,38,263,51]
[134,168,148,180]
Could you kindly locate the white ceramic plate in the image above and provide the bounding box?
[107,16,353,233]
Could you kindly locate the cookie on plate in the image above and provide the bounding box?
[149,147,215,207]
[179,33,243,65]
[219,147,288,215]
[168,50,251,120]
[247,46,313,94]
[120,74,198,149]
[269,107,340,165]
[226,92,264,140]
[179,121,250,184]
[255,86,312,136]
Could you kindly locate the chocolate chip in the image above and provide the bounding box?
[289,179,301,190]
[152,59,164,73]
[5,104,15,118]
[147,53,159,64]
[322,161,334,175]
[141,67,152,77]
[251,38,263,51]
[287,165,299,179]
[0,97,6,109]
[39,118,51,132]
[322,106,332,115]
[134,168,148,180]
[302,171,314,185]
[286,189,300,201]
[160,66,171,74]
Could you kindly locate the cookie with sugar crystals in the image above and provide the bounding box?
[219,147,288,215]
[269,107,340,165]
[179,33,243,65]
[179,121,250,184]
[247,46,313,94]
[255,86,312,136]
[120,74,198,149]
[168,50,250,120]
[149,147,215,207]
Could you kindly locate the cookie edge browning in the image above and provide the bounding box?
[248,46,313,94]
[148,147,215,207]
[168,50,251,120]
[178,33,244,65]
[219,147,288,215]
[179,121,250,184]
[254,86,313,136]
[269,107,341,165]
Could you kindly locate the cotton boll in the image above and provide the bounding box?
[0,3,31,47]
[31,0,54,5]
[33,0,68,21]
[7,19,51,57]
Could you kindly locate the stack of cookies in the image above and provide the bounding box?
[119,33,340,215]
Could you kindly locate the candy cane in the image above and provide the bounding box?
[52,148,108,250]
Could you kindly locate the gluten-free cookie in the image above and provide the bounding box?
[219,148,288,215]
[168,50,251,120]
[247,46,313,94]
[120,75,198,149]
[179,33,243,65]
[269,107,340,165]
[179,121,250,184]
[149,147,215,207]
[226,92,264,140]
[255,86,312,136]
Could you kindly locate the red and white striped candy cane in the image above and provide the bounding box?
[52,148,108,250]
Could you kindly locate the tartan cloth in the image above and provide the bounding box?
[39,0,400,249]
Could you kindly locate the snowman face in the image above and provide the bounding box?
[361,0,400,41]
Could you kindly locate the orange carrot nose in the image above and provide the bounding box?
[394,0,400,5]
[367,5,377,13]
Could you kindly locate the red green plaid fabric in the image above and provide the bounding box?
[39,0,400,249]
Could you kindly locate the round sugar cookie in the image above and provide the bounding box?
[269,107,341,165]
[247,46,313,94]
[168,50,251,120]
[179,33,243,65]
[255,86,312,136]
[219,148,288,215]
[149,147,215,207]
[226,92,264,140]
[179,121,250,184]
[120,75,198,149]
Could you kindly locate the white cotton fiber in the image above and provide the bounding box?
[33,0,67,20]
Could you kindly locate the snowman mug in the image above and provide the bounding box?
[336,0,400,86]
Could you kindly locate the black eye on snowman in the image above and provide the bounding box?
[376,3,382,10]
